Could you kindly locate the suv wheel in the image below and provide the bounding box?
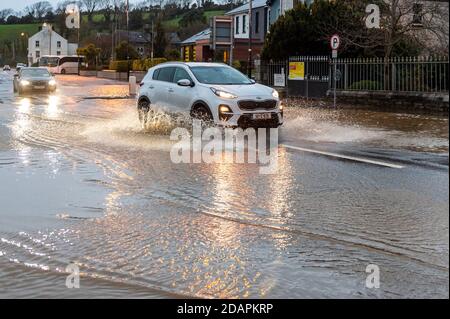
[191,105,213,125]
[138,98,151,127]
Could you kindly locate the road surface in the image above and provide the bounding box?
[0,72,448,298]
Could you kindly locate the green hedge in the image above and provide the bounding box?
[349,80,382,91]
[109,60,130,72]
[132,58,167,71]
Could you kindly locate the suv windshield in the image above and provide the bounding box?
[190,66,252,85]
[21,69,51,77]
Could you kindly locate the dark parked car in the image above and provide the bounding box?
[13,67,57,95]
[16,63,27,72]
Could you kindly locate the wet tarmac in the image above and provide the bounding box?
[0,72,448,298]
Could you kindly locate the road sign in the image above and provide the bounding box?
[332,49,338,59]
[330,34,340,50]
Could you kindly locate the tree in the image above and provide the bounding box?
[77,43,101,69]
[129,8,144,30]
[314,0,448,58]
[179,9,206,27]
[262,2,334,60]
[153,18,167,57]
[24,1,53,21]
[115,41,139,60]
[0,9,14,23]
[81,0,101,22]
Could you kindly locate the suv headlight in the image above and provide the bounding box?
[48,80,56,86]
[272,89,279,99]
[20,80,30,86]
[210,87,237,99]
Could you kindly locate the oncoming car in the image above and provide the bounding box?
[13,67,57,95]
[137,62,283,128]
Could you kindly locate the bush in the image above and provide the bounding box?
[232,60,241,70]
[131,58,167,71]
[349,80,382,91]
[109,60,130,72]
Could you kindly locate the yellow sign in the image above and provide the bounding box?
[288,62,305,80]
[184,46,190,62]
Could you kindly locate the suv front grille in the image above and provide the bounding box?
[238,100,277,110]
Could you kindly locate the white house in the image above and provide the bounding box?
[28,24,78,65]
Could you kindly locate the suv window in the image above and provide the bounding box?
[152,68,160,80]
[156,67,175,82]
[173,67,192,83]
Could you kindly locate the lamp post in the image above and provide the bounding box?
[126,0,130,81]
[247,0,253,78]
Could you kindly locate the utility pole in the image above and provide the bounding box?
[126,0,130,80]
[247,0,253,78]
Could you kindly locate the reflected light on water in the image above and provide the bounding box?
[46,95,59,118]
[18,98,31,113]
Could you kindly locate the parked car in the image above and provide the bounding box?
[137,62,283,128]
[13,67,57,95]
[16,63,27,72]
[3,65,11,71]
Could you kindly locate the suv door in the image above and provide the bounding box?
[153,66,175,109]
[169,67,195,111]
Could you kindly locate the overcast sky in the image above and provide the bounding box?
[1,0,143,12]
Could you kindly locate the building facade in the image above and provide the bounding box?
[28,24,78,65]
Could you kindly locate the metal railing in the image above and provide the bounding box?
[332,56,449,93]
[258,56,449,96]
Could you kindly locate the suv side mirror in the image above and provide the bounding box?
[177,79,193,87]
[250,79,256,84]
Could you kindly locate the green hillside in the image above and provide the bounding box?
[0,24,41,42]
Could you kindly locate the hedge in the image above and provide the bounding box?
[131,58,167,71]
[348,80,382,91]
[109,60,130,72]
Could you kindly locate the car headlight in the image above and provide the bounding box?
[20,80,30,86]
[48,80,56,86]
[210,87,237,99]
[272,89,279,99]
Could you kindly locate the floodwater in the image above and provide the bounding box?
[0,73,448,298]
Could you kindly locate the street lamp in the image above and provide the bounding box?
[126,0,130,81]
[247,0,253,78]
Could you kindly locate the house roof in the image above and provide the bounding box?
[225,0,267,15]
[181,28,211,45]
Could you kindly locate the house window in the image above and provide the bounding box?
[235,16,239,34]
[35,40,39,48]
[412,3,423,26]
[242,15,247,34]
[57,51,61,56]
[57,41,61,48]
[35,51,40,58]
[255,11,260,34]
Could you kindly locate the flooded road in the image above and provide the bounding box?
[0,72,448,298]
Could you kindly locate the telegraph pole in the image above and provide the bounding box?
[247,0,253,77]
[126,0,130,80]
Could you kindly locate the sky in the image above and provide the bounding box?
[0,0,143,12]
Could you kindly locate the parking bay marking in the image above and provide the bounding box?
[281,144,404,169]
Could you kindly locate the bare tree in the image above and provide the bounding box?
[0,9,14,23]
[81,0,102,22]
[24,1,53,20]
[324,0,449,57]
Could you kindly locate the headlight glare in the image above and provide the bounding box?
[48,80,56,86]
[272,90,279,99]
[20,80,30,86]
[211,87,237,99]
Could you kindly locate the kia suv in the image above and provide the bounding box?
[137,62,283,128]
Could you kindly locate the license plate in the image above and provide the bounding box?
[252,113,272,120]
[33,86,45,89]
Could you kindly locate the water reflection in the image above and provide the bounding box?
[46,96,59,118]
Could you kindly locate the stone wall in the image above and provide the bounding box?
[333,90,449,113]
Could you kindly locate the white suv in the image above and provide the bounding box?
[137,62,283,128]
